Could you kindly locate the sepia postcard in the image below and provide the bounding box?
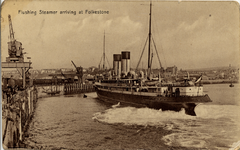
[1,0,240,149]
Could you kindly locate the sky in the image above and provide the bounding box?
[1,0,239,70]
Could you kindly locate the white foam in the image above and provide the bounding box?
[112,102,120,108]
[229,140,240,150]
[93,107,195,126]
[195,104,240,121]
[162,132,207,148]
[92,104,240,149]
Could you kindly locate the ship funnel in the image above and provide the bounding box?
[121,51,130,76]
[113,54,121,77]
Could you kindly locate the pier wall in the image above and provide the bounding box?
[2,87,38,148]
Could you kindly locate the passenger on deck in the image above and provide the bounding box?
[136,87,139,92]
[175,88,180,97]
[165,90,168,97]
[7,75,16,103]
[8,75,15,93]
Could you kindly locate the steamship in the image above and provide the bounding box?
[94,2,212,116]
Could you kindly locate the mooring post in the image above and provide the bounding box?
[65,84,66,93]
[75,83,77,92]
[73,83,75,93]
[67,84,69,93]
[69,84,71,93]
[73,83,75,92]
[72,83,75,93]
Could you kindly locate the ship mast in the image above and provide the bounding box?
[147,2,152,79]
[103,31,105,70]
[99,31,111,70]
[135,2,163,75]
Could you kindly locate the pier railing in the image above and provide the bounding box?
[2,86,38,148]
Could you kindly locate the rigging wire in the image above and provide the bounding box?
[152,14,167,68]
[98,55,103,68]
[152,36,162,68]
[150,52,153,72]
[135,36,149,71]
[106,56,111,69]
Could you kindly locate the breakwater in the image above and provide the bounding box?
[2,82,95,148]
[201,79,239,84]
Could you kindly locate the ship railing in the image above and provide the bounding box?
[99,84,207,97]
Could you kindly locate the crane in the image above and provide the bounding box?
[6,14,24,62]
[71,60,83,83]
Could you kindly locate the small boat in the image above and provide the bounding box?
[83,94,87,98]
[43,90,61,95]
[42,83,61,95]
[229,83,234,87]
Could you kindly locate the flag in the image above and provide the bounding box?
[195,75,202,83]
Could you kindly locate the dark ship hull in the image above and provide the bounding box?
[95,86,211,116]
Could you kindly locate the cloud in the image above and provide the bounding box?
[1,1,238,70]
[154,14,239,69]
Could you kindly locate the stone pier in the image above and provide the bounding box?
[2,87,38,148]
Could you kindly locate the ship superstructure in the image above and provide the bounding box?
[94,2,212,116]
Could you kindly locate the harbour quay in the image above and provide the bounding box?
[2,86,38,148]
[2,66,95,148]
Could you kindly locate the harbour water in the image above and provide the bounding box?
[24,84,240,149]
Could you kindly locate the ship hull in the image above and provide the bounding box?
[95,87,211,116]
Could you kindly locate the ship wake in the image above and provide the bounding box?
[93,104,240,149]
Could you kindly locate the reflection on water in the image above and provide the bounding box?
[24,84,240,149]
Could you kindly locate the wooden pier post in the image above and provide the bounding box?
[28,90,31,115]
[22,68,26,88]
[19,103,22,141]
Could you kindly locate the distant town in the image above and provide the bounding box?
[2,64,239,85]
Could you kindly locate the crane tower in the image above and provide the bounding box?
[6,14,24,62]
